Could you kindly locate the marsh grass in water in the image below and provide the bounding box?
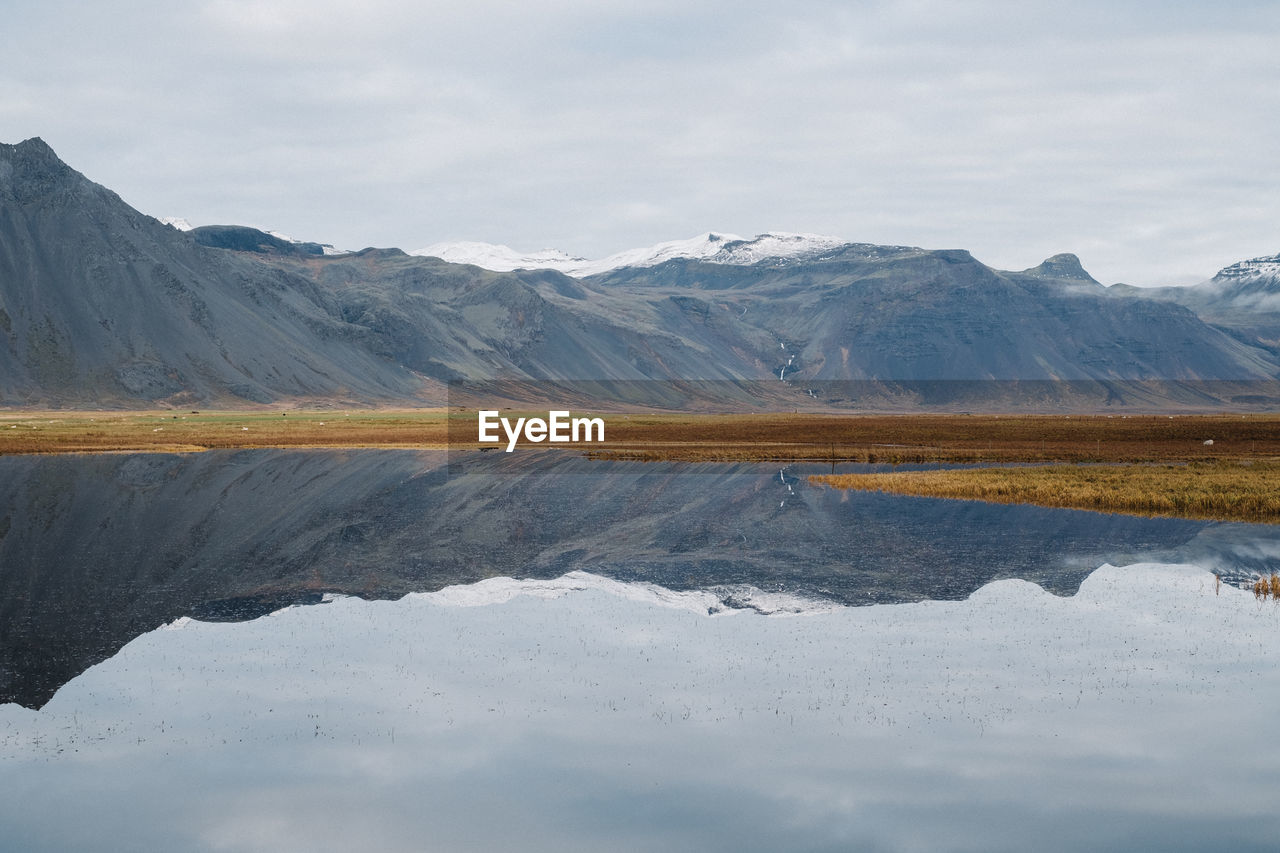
[1255,573,1280,600]
[811,460,1280,524]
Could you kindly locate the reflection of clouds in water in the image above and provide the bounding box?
[1212,536,1280,562]
[1152,528,1280,584]
[3,563,1280,851]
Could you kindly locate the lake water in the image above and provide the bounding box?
[2,450,1279,851]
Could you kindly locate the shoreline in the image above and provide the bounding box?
[4,410,1278,524]
[811,460,1280,525]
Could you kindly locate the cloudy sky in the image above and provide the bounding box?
[2,0,1277,285]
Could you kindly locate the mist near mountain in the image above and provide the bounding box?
[1112,253,1280,361]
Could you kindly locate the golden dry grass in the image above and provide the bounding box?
[0,410,450,454]
[811,461,1280,524]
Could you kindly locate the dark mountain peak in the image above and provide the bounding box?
[0,137,61,167]
[11,136,57,158]
[1023,253,1098,283]
[0,136,96,206]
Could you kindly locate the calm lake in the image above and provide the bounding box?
[3,450,1279,851]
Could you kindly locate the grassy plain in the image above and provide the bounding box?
[582,412,1280,464]
[0,410,450,453]
[2,410,1277,462]
[811,461,1280,524]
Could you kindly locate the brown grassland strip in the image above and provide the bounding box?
[810,461,1280,524]
[2,411,1279,465]
[0,410,450,454]
[583,413,1280,464]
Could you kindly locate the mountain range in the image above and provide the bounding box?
[2,137,1278,410]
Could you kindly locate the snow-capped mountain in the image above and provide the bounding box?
[1211,252,1280,285]
[1196,251,1280,314]
[1110,248,1280,349]
[160,216,193,231]
[412,232,848,277]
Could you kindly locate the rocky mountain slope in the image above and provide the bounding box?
[0,138,432,406]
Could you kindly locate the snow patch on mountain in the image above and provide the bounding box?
[264,229,350,256]
[163,217,351,255]
[717,232,850,265]
[412,232,849,276]
[1213,252,1280,283]
[1200,251,1280,310]
[253,226,351,256]
[413,240,589,272]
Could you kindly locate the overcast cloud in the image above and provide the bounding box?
[2,0,1277,285]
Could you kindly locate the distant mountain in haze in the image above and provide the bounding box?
[1112,252,1280,358]
[1,137,1277,410]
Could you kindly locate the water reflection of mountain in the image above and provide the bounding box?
[2,450,1275,709]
